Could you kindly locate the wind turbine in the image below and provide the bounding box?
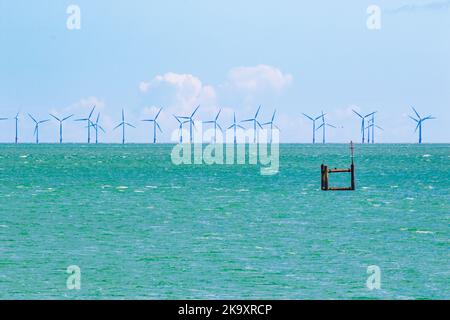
[228,112,245,144]
[173,115,189,144]
[302,113,322,144]
[114,109,135,144]
[409,107,435,144]
[50,114,74,144]
[177,106,200,143]
[14,113,20,144]
[316,111,336,144]
[28,114,50,144]
[76,106,96,143]
[203,109,223,143]
[365,118,384,144]
[90,113,105,144]
[241,105,263,143]
[142,108,163,144]
[352,110,377,144]
[261,110,280,144]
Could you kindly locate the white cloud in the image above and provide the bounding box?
[63,96,106,115]
[227,65,293,93]
[139,72,217,114]
[139,82,151,92]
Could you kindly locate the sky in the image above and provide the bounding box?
[0,0,449,143]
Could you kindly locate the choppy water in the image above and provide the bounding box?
[0,144,449,299]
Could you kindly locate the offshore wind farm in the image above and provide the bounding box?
[0,106,440,144]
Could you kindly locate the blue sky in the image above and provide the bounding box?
[0,0,449,143]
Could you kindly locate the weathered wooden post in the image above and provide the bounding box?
[321,164,329,191]
[350,141,355,191]
[321,141,356,191]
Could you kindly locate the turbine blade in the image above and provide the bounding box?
[155,108,163,120]
[415,121,420,132]
[89,106,96,118]
[191,105,200,117]
[50,114,60,121]
[302,113,314,121]
[365,111,377,118]
[272,110,276,122]
[156,122,162,133]
[173,115,181,123]
[216,109,222,121]
[125,123,135,128]
[63,114,74,121]
[113,123,123,130]
[409,116,419,123]
[352,110,363,119]
[412,107,420,119]
[255,105,261,118]
[28,114,37,123]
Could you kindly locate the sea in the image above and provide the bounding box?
[0,144,449,299]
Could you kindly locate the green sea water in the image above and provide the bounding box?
[0,144,449,299]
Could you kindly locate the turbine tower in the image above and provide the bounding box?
[352,110,377,144]
[302,113,322,144]
[50,114,74,144]
[173,115,189,144]
[409,107,435,144]
[241,105,263,143]
[14,113,20,144]
[114,109,135,144]
[90,113,105,144]
[316,111,336,144]
[203,109,223,144]
[76,106,96,144]
[142,108,163,144]
[228,112,245,144]
[28,114,49,144]
[178,106,200,143]
[261,110,280,144]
